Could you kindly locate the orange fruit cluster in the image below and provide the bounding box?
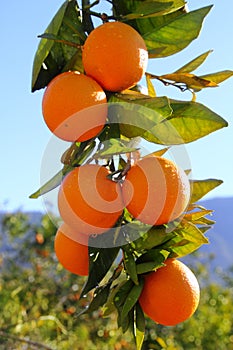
[41,21,148,143]
[39,20,197,327]
[55,156,190,276]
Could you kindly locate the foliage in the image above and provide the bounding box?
[0,213,233,349]
[28,0,233,348]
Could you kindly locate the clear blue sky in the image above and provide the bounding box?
[0,0,232,213]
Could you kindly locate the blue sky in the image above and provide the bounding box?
[0,0,232,213]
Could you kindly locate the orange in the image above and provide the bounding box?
[42,71,107,142]
[82,21,148,92]
[122,156,190,226]
[139,259,200,326]
[58,164,124,235]
[54,223,89,276]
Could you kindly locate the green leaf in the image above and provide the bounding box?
[84,284,111,314]
[130,224,176,252]
[80,246,120,298]
[121,278,144,324]
[31,0,85,91]
[168,238,205,258]
[175,220,209,244]
[143,6,212,57]
[121,0,184,20]
[109,97,227,145]
[135,303,145,350]
[146,73,156,97]
[114,279,134,331]
[145,100,228,145]
[29,140,96,199]
[93,139,139,159]
[199,70,233,85]
[175,50,213,73]
[113,0,185,18]
[163,220,209,258]
[29,169,63,199]
[184,209,213,223]
[190,179,223,203]
[136,249,169,274]
[108,95,172,140]
[123,247,139,285]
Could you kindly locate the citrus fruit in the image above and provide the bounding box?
[122,156,190,226]
[139,258,200,326]
[42,71,107,142]
[82,21,148,92]
[58,164,124,235]
[54,223,89,276]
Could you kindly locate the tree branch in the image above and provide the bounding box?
[0,329,53,350]
[82,0,95,34]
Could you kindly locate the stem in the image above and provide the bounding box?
[146,72,190,93]
[0,329,53,350]
[82,0,95,33]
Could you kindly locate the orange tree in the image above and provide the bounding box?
[30,0,232,349]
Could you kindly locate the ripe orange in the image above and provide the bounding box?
[42,71,107,142]
[82,21,148,92]
[139,259,200,326]
[54,223,89,276]
[58,164,124,235]
[122,156,190,226]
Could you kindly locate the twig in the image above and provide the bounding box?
[0,329,54,350]
[82,0,95,33]
[146,73,190,93]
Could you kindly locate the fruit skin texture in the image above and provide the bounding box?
[42,71,107,142]
[82,21,148,92]
[58,164,124,235]
[54,223,89,276]
[139,259,200,326]
[122,156,190,226]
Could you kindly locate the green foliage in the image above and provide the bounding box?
[32,0,85,91]
[1,213,233,349]
[28,1,233,349]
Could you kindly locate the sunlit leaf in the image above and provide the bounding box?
[143,146,170,157]
[121,0,185,20]
[175,220,209,244]
[184,210,213,223]
[143,6,212,57]
[190,179,223,203]
[108,95,172,140]
[113,0,186,19]
[199,70,233,85]
[145,73,156,97]
[175,50,213,73]
[130,224,176,252]
[168,238,206,258]
[144,100,228,145]
[159,72,218,89]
